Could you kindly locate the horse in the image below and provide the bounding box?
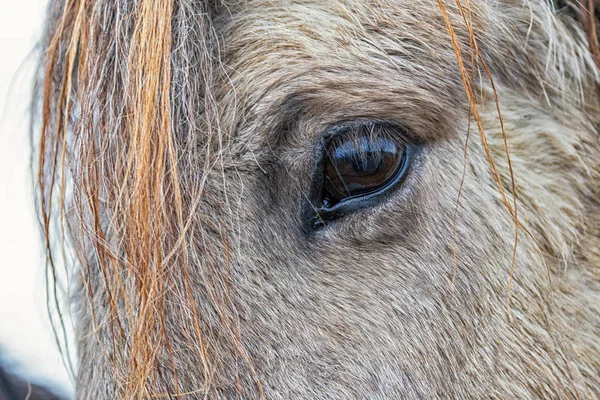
[35,0,600,398]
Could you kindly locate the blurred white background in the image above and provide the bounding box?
[0,0,73,396]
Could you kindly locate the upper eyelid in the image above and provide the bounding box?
[320,120,412,148]
[262,84,449,153]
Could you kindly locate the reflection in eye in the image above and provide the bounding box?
[322,133,407,207]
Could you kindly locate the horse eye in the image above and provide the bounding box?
[307,122,413,229]
[323,136,406,205]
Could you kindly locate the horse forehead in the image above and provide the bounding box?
[221,0,461,86]
[220,0,483,67]
[217,0,470,152]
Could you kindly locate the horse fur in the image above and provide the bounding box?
[36,0,600,398]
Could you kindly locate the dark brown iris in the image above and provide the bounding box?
[323,135,405,205]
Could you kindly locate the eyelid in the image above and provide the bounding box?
[319,120,410,144]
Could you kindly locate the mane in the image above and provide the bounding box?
[34,0,600,397]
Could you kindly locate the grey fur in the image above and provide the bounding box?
[37,0,600,398]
